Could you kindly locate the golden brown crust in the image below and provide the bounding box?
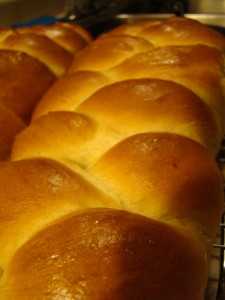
[0,49,56,161]
[0,28,15,43]
[11,111,98,166]
[68,34,154,72]
[91,133,224,239]
[0,33,73,77]
[58,21,93,43]
[34,43,225,145]
[1,209,208,300]
[109,44,225,137]
[15,22,89,55]
[108,16,225,50]
[12,78,220,165]
[110,44,224,100]
[0,49,56,122]
[0,21,91,162]
[0,17,224,299]
[32,71,110,119]
[0,102,25,161]
[77,78,220,155]
[0,158,114,269]
[11,130,224,240]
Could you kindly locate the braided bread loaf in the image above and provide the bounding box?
[0,16,225,299]
[0,21,92,161]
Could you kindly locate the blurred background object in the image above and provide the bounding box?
[65,0,138,20]
[0,0,68,26]
[0,0,224,29]
[0,0,141,27]
[188,0,225,13]
[0,0,187,27]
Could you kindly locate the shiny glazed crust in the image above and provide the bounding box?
[0,17,225,299]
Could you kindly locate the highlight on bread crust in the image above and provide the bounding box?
[0,16,225,299]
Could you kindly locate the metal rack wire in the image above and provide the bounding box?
[215,215,225,299]
[215,141,225,299]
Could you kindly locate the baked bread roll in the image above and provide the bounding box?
[105,16,225,50]
[12,79,219,162]
[32,44,225,156]
[14,21,93,54]
[0,21,92,161]
[0,16,225,299]
[0,208,214,300]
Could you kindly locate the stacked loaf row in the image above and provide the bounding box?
[0,17,225,299]
[0,21,92,160]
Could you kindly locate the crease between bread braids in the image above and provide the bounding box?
[0,21,92,161]
[0,16,225,299]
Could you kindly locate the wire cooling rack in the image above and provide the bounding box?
[214,141,225,300]
[205,213,224,300]
[215,216,225,300]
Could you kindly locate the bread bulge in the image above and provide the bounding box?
[1,208,208,300]
[0,157,115,271]
[90,132,224,240]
